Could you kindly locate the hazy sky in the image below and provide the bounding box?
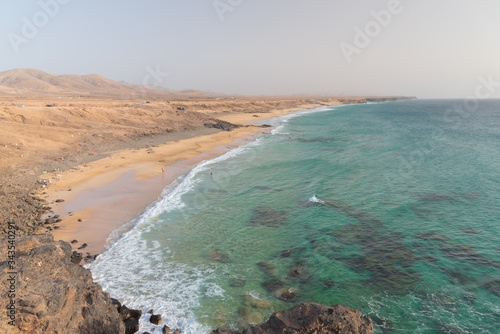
[1,0,499,98]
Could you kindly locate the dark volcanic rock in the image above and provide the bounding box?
[212,302,373,333]
[257,262,277,277]
[204,119,240,131]
[150,314,162,325]
[262,279,284,293]
[229,278,246,288]
[124,317,139,334]
[209,249,230,263]
[0,234,124,334]
[119,305,142,333]
[249,206,287,228]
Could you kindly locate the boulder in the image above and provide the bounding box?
[212,302,373,334]
[150,314,162,325]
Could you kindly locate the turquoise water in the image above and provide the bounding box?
[91,100,500,333]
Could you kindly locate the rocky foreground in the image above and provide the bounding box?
[0,235,373,333]
[213,303,373,334]
[0,234,124,334]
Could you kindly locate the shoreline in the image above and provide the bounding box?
[0,96,412,333]
[46,104,329,255]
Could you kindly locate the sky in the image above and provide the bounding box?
[1,0,499,98]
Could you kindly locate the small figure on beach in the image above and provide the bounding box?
[161,167,165,173]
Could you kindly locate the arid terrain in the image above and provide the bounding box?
[0,68,407,333]
[0,92,344,237]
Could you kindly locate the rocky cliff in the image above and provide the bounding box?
[212,302,373,334]
[0,234,124,334]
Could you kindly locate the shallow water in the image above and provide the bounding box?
[90,100,500,333]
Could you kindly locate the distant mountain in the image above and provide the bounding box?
[0,68,213,98]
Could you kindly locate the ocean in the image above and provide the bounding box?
[90,99,500,333]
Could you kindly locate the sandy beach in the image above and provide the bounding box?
[38,101,334,255]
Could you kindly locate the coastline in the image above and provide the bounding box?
[46,104,329,255]
[0,96,412,333]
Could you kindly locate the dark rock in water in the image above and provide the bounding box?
[0,234,124,334]
[296,137,341,143]
[78,242,88,249]
[163,325,172,333]
[150,314,163,325]
[262,279,284,293]
[460,228,480,234]
[71,239,78,244]
[84,253,99,263]
[438,323,467,334]
[320,148,344,152]
[413,192,462,203]
[55,199,65,203]
[120,306,142,334]
[124,317,140,334]
[212,302,373,333]
[298,200,315,207]
[119,305,142,321]
[249,205,287,228]
[288,265,302,278]
[416,231,449,242]
[209,249,230,263]
[278,289,298,303]
[229,278,246,287]
[440,244,500,268]
[462,294,476,303]
[257,262,277,277]
[280,249,291,257]
[322,199,382,226]
[323,279,335,287]
[483,279,500,297]
[461,192,481,201]
[213,330,240,334]
[422,255,438,263]
[174,329,181,334]
[440,267,478,287]
[129,309,142,319]
[372,315,394,332]
[252,186,283,192]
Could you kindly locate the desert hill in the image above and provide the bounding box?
[0,68,212,98]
